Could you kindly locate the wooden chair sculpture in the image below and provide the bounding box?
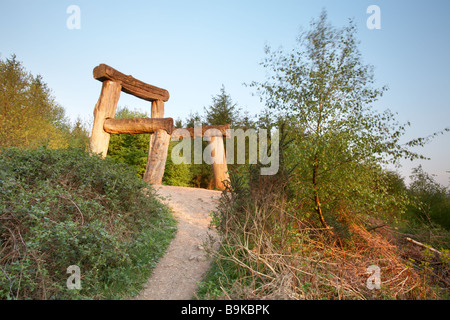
[89,64,229,190]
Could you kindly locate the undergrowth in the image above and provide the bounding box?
[197,166,449,300]
[0,147,177,300]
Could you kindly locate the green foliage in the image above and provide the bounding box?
[0,148,176,299]
[197,10,450,300]
[405,165,450,230]
[174,118,183,128]
[199,142,448,300]
[249,10,429,229]
[107,107,150,177]
[185,111,204,128]
[195,246,245,300]
[162,141,193,187]
[204,85,242,128]
[168,86,248,189]
[0,55,69,149]
[105,87,257,189]
[67,117,91,150]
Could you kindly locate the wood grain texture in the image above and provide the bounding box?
[151,99,165,118]
[171,124,230,139]
[89,80,122,158]
[210,136,229,190]
[143,129,171,185]
[93,64,170,102]
[103,117,174,135]
[143,100,171,185]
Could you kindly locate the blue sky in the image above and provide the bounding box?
[1,0,449,186]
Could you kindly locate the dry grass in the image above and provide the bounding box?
[208,202,448,300]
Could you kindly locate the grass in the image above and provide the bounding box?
[195,247,242,300]
[99,208,177,299]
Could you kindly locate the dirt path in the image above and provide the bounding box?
[134,185,222,300]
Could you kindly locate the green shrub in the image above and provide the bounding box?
[107,107,150,177]
[405,166,450,231]
[162,141,193,187]
[0,147,176,299]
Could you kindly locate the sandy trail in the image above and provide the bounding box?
[134,185,222,300]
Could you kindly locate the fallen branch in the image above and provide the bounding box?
[57,195,85,225]
[366,224,386,232]
[405,237,442,256]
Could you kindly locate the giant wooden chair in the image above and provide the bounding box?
[89,64,229,189]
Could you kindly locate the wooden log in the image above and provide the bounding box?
[143,100,171,185]
[103,117,174,135]
[89,80,122,158]
[147,100,165,161]
[145,100,163,181]
[405,237,443,255]
[170,124,231,139]
[150,99,164,118]
[143,129,171,185]
[210,135,229,190]
[93,64,170,102]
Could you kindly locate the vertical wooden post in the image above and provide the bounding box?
[143,99,171,185]
[210,136,229,190]
[89,80,122,158]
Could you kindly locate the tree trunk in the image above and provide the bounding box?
[312,162,333,233]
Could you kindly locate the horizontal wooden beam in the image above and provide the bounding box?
[93,64,170,102]
[171,124,230,139]
[103,117,174,135]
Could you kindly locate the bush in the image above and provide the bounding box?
[162,141,193,187]
[405,165,450,231]
[0,147,176,299]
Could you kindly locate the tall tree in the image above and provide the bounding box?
[0,55,68,149]
[204,85,241,128]
[185,111,203,128]
[251,10,433,232]
[68,117,90,150]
